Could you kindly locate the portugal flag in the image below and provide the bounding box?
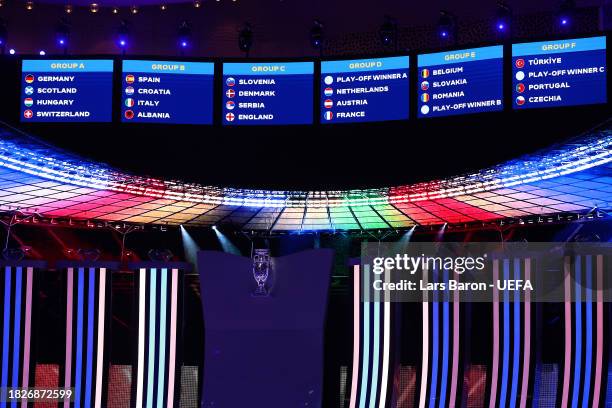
[515,83,525,93]
[25,75,35,84]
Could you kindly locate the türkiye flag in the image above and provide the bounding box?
[124,110,134,119]
[515,59,525,69]
[421,69,430,78]
[23,110,33,119]
[226,89,235,98]
[226,77,236,87]
[324,111,333,121]
[125,98,135,107]
[516,96,525,106]
[226,101,235,110]
[324,99,333,109]
[125,74,135,84]
[516,83,525,93]
[226,112,235,122]
[24,98,33,107]
[25,75,35,84]
[324,88,333,97]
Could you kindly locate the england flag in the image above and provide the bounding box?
[226,112,235,122]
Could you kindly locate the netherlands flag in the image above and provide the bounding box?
[324,99,333,109]
[421,93,429,103]
[125,98,135,107]
[124,110,134,119]
[515,83,525,93]
[421,81,429,91]
[25,75,35,84]
[23,110,33,119]
[125,74,135,84]
[226,89,235,98]
[324,111,333,121]
[421,69,430,78]
[226,101,235,110]
[516,96,525,106]
[324,88,333,97]
[24,98,33,107]
[226,77,236,87]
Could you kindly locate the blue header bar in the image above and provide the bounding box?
[123,60,214,75]
[321,56,409,73]
[418,45,503,67]
[512,36,606,56]
[223,61,314,76]
[22,59,113,73]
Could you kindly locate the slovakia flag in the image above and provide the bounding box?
[421,81,429,91]
[324,99,333,109]
[324,87,333,97]
[226,77,236,87]
[516,96,525,106]
[324,111,333,121]
[25,75,35,84]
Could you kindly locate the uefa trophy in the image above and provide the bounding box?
[252,249,271,297]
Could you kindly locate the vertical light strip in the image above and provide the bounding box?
[377,267,390,408]
[156,269,168,408]
[74,267,85,408]
[499,259,510,407]
[519,259,531,408]
[358,267,370,408]
[146,268,157,408]
[509,259,521,408]
[349,265,360,408]
[571,256,581,408]
[11,266,22,408]
[1,266,12,408]
[428,281,439,408]
[560,257,571,408]
[84,268,96,406]
[135,269,147,408]
[368,298,380,408]
[448,270,460,408]
[439,268,449,408]
[166,268,179,408]
[94,268,107,408]
[418,267,429,408]
[20,267,33,408]
[592,255,603,407]
[0,266,12,408]
[63,268,74,408]
[488,260,500,408]
[581,256,592,408]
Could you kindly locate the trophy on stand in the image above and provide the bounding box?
[252,249,271,297]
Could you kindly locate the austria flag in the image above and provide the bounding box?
[124,110,135,119]
[324,99,333,109]
[421,81,429,91]
[516,96,525,106]
[324,88,333,97]
[226,101,235,110]
[421,93,429,103]
[324,111,333,121]
[25,75,35,84]
[421,69,430,78]
[24,98,33,107]
[125,74,135,84]
[125,98,135,107]
[515,83,525,93]
[226,77,236,87]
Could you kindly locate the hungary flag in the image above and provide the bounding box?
[24,98,33,107]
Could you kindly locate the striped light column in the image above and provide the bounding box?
[60,262,116,408]
[132,264,184,408]
[0,262,42,408]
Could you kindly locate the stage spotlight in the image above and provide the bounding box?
[9,48,15,55]
[558,0,575,28]
[130,5,138,14]
[238,22,253,55]
[116,19,129,53]
[379,16,397,49]
[310,20,324,51]
[55,18,70,52]
[0,0,3,7]
[25,1,34,11]
[89,3,99,13]
[178,20,192,51]
[160,4,167,10]
[39,50,45,55]
[193,0,201,8]
[64,4,73,13]
[112,7,119,14]
[495,1,511,34]
[437,10,456,41]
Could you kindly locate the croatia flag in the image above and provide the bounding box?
[324,99,333,109]
[125,98,135,107]
[226,101,235,110]
[25,75,35,84]
[421,69,430,78]
[226,89,235,98]
[421,81,429,91]
[226,112,235,122]
[23,110,33,119]
[125,86,134,95]
[226,77,236,87]
[324,87,333,97]
[421,93,429,103]
[125,74,135,84]
[324,111,333,121]
[124,110,134,119]
[516,96,525,106]
[24,98,33,107]
[515,83,525,93]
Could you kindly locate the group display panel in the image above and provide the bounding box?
[17,35,608,124]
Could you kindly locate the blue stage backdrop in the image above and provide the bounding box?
[198,249,333,408]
